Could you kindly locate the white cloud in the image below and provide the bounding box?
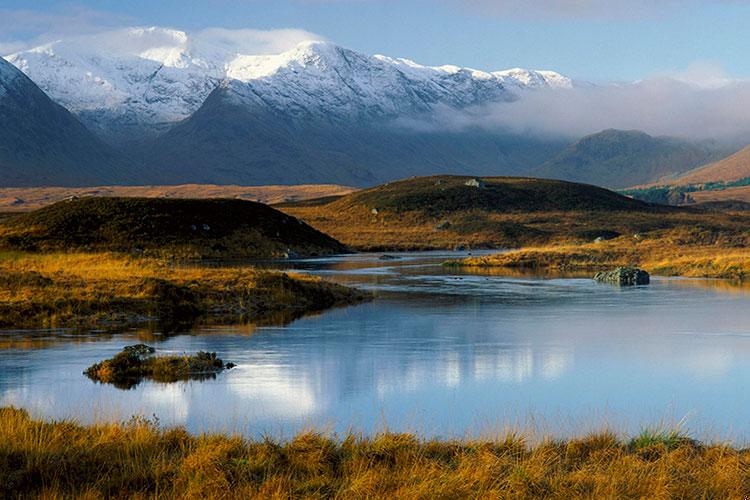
[396,63,750,142]
[0,6,323,58]
[192,27,325,56]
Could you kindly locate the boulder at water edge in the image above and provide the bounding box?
[594,267,650,286]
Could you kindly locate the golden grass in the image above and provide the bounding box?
[0,252,368,329]
[282,202,750,251]
[2,407,750,498]
[452,238,750,280]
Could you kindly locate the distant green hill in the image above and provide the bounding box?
[0,197,346,259]
[532,129,728,189]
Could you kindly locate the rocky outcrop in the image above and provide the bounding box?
[594,267,650,286]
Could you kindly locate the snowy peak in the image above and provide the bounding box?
[224,40,572,119]
[5,27,572,139]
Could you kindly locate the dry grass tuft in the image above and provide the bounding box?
[2,408,750,498]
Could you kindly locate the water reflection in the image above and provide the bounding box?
[3,252,750,439]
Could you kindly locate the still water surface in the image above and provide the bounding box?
[3,251,750,439]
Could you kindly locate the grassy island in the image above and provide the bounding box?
[84,344,234,389]
[1,407,749,498]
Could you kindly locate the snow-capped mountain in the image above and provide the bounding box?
[0,57,132,186]
[5,27,571,142]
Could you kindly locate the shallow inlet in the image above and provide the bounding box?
[2,251,750,441]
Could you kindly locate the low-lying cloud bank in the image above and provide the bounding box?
[401,76,750,143]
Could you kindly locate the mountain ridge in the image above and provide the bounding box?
[6,28,571,144]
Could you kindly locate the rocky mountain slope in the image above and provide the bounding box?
[0,57,132,187]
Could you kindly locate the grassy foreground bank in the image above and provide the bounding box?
[450,238,750,280]
[0,252,368,329]
[2,407,749,498]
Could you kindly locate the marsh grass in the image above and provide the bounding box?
[0,252,369,329]
[451,238,750,280]
[2,407,750,498]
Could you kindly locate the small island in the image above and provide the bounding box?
[84,344,235,389]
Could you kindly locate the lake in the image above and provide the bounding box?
[3,251,750,440]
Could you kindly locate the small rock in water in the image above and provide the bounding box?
[379,254,398,260]
[594,267,650,286]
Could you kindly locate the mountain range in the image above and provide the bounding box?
[6,28,570,145]
[0,27,738,188]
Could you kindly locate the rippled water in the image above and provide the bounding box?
[3,251,750,439]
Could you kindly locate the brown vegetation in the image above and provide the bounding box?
[0,197,347,259]
[2,407,749,498]
[689,185,750,204]
[0,252,369,329]
[671,145,750,186]
[451,237,750,280]
[281,175,750,252]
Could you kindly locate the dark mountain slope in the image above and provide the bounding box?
[532,129,727,189]
[0,57,133,187]
[139,86,567,187]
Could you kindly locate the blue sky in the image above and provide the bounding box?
[2,0,750,81]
